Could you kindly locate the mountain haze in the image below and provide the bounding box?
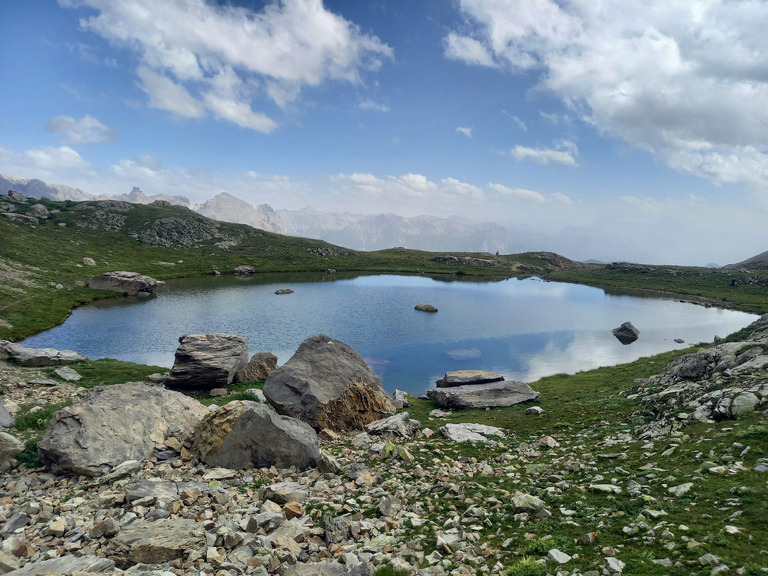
[0,173,97,202]
[196,192,286,234]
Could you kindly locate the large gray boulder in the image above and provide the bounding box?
[164,333,249,391]
[192,400,320,470]
[86,271,163,296]
[25,204,49,219]
[234,351,278,383]
[428,380,539,409]
[38,382,207,477]
[0,341,87,366]
[263,334,396,432]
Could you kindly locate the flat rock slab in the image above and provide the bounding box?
[3,555,116,575]
[0,341,87,366]
[112,518,205,565]
[436,369,505,388]
[428,380,538,409]
[439,422,505,443]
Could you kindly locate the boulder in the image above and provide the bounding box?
[439,422,505,443]
[192,400,320,471]
[392,389,410,408]
[0,398,14,428]
[38,382,207,477]
[0,341,87,366]
[86,271,163,296]
[6,190,26,202]
[82,257,96,265]
[263,334,396,432]
[612,321,640,344]
[435,369,505,387]
[275,288,294,295]
[25,204,49,219]
[52,366,82,382]
[428,380,539,409]
[1,213,38,225]
[365,412,421,438]
[0,432,24,468]
[234,265,254,275]
[414,304,438,313]
[112,518,205,566]
[234,352,277,383]
[164,333,249,391]
[1,555,116,576]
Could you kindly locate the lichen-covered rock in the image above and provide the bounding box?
[234,352,278,383]
[192,400,320,470]
[263,334,395,432]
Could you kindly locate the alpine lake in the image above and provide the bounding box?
[21,272,757,396]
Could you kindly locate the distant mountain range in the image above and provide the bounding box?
[0,174,528,254]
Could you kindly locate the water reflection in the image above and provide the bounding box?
[21,274,756,395]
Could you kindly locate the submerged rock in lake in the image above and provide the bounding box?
[414,304,438,313]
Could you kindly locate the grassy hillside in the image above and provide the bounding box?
[548,262,768,314]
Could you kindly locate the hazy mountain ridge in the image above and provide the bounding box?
[0,174,527,254]
[4,174,766,265]
[0,173,100,202]
[112,186,190,206]
[277,207,526,253]
[196,192,286,235]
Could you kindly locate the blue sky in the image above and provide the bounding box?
[1,0,767,265]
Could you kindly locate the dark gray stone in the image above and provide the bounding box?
[192,400,320,470]
[164,333,249,391]
[612,321,640,344]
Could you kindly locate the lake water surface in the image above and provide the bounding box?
[21,273,756,395]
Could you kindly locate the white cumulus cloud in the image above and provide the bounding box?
[456,126,472,138]
[44,114,117,144]
[62,0,393,132]
[509,140,578,166]
[447,0,768,192]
